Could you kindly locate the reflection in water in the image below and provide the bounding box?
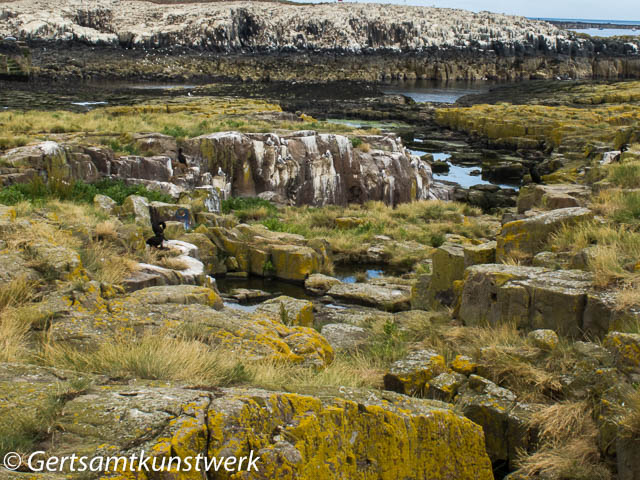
[215,275,313,302]
[407,149,520,190]
[382,80,492,104]
[335,269,384,284]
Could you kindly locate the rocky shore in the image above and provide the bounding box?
[1,0,639,81]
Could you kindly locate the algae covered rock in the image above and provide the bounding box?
[426,372,467,403]
[383,349,447,396]
[451,354,478,375]
[516,184,590,213]
[119,194,150,225]
[255,295,314,327]
[93,193,117,214]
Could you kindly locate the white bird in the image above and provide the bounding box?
[217,167,225,177]
[266,138,274,146]
[280,138,287,146]
[277,155,285,165]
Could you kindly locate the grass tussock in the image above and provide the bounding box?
[619,387,640,438]
[517,402,610,480]
[41,335,229,385]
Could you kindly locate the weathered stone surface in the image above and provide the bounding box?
[270,244,319,282]
[496,207,593,261]
[0,363,494,480]
[320,323,370,352]
[255,295,314,328]
[604,332,640,374]
[456,375,537,468]
[328,283,411,312]
[517,184,590,213]
[304,273,341,295]
[410,273,432,310]
[126,285,223,310]
[458,264,596,337]
[0,251,40,283]
[133,132,177,156]
[384,349,447,396]
[25,243,84,280]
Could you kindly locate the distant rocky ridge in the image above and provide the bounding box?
[1,0,639,81]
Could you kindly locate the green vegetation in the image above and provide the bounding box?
[0,177,173,206]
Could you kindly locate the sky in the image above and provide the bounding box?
[293,0,639,22]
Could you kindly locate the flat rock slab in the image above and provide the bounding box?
[327,283,411,312]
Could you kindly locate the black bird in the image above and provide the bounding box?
[146,206,167,249]
[621,143,629,153]
[529,164,543,184]
[177,148,187,166]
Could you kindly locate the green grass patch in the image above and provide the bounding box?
[0,177,173,206]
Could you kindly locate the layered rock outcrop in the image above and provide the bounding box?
[1,132,441,206]
[1,0,638,81]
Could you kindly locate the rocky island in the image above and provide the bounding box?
[1,1,640,480]
[0,0,639,81]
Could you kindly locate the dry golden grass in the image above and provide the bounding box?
[41,335,231,385]
[619,387,640,438]
[94,220,119,241]
[159,256,190,271]
[0,309,31,363]
[0,275,39,311]
[80,240,138,284]
[517,402,610,480]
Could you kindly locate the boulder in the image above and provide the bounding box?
[423,242,465,307]
[255,295,314,327]
[527,329,559,351]
[119,194,150,225]
[496,207,593,261]
[305,273,341,295]
[458,264,596,337]
[270,244,320,282]
[410,274,432,310]
[320,323,370,352]
[328,283,411,312]
[383,349,447,396]
[0,364,493,480]
[133,132,177,156]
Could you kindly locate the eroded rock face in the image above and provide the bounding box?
[0,364,494,480]
[185,131,440,206]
